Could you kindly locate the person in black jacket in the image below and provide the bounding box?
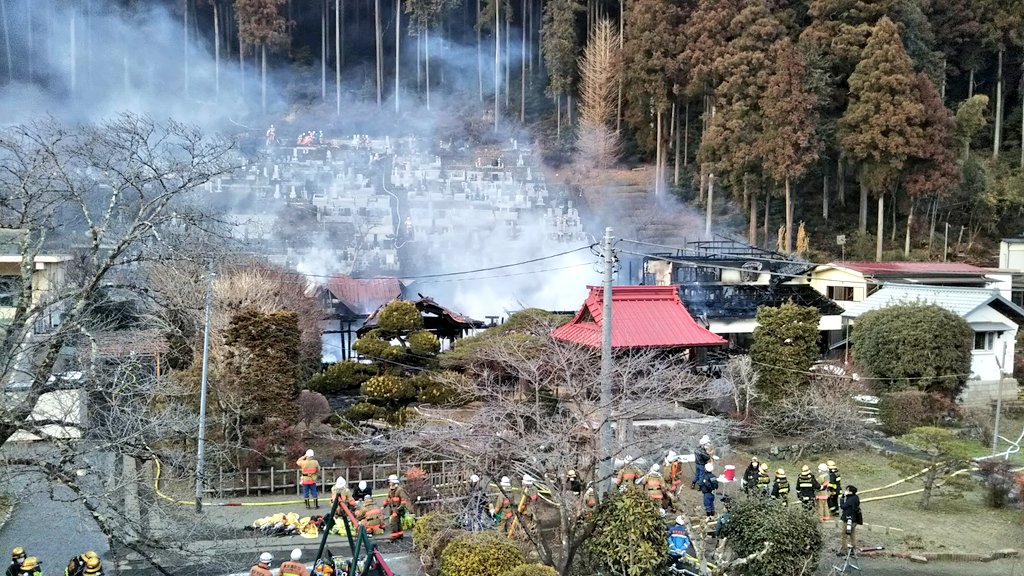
[6,548,26,576]
[692,435,712,489]
[698,463,719,517]
[839,485,863,552]
[742,457,760,495]
[352,480,372,502]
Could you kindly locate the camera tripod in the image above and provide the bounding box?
[830,544,861,574]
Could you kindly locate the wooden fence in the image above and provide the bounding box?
[162,459,466,499]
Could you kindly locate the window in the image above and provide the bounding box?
[0,276,18,307]
[974,331,996,351]
[826,285,855,301]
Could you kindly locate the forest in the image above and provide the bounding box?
[1,0,1022,263]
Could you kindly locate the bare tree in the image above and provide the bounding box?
[298,389,331,430]
[0,114,238,448]
[721,355,757,419]
[576,19,621,169]
[370,316,718,576]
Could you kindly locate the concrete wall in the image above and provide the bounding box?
[809,266,868,304]
[961,378,1019,407]
[999,241,1024,270]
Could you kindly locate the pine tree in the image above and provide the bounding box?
[760,37,819,253]
[839,16,927,260]
[542,0,583,140]
[577,20,621,168]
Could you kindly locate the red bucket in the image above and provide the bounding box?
[723,465,736,482]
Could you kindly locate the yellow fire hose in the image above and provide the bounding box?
[507,493,528,538]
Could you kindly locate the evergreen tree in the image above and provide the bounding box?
[760,37,820,253]
[980,0,1024,160]
[234,0,288,114]
[406,0,463,109]
[224,307,302,422]
[542,0,583,140]
[577,19,621,168]
[927,0,986,86]
[839,16,926,259]
[750,302,821,405]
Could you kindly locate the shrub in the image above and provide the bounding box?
[852,303,972,398]
[750,302,821,404]
[352,334,390,359]
[878,391,959,436]
[413,512,460,576]
[409,330,441,357]
[976,460,1016,509]
[580,483,664,576]
[756,379,865,450]
[308,361,375,394]
[439,532,525,576]
[502,564,558,576]
[378,300,423,332]
[345,401,384,422]
[417,379,467,405]
[722,497,823,576]
[362,374,416,403]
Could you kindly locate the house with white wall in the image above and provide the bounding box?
[0,254,72,330]
[841,284,1024,406]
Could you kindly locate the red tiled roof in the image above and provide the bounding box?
[552,285,726,349]
[834,261,989,275]
[325,275,403,315]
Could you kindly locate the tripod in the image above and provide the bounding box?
[831,544,861,574]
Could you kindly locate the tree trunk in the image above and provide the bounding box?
[395,0,401,113]
[69,9,77,97]
[374,0,383,108]
[784,177,793,253]
[556,95,561,140]
[1,0,13,82]
[238,28,244,92]
[705,173,715,236]
[424,27,430,110]
[875,193,884,262]
[837,154,845,204]
[763,194,770,250]
[674,105,681,186]
[1020,85,1023,169]
[616,0,624,133]
[904,200,914,257]
[336,0,341,116]
[476,0,482,101]
[260,43,267,114]
[655,109,663,196]
[521,0,526,123]
[822,171,829,221]
[748,191,758,246]
[494,0,500,132]
[928,197,938,249]
[859,175,868,233]
[968,67,975,97]
[891,190,897,243]
[683,100,689,167]
[699,165,706,204]
[993,50,1003,161]
[504,15,510,110]
[320,0,326,101]
[214,1,221,100]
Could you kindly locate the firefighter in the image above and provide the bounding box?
[280,549,310,576]
[755,462,771,496]
[384,474,411,540]
[816,463,832,520]
[7,548,26,576]
[519,474,540,532]
[795,465,820,511]
[265,125,276,146]
[665,451,684,494]
[698,463,718,517]
[614,456,641,487]
[15,558,39,576]
[65,551,101,576]
[582,486,598,520]
[296,449,321,509]
[352,480,371,501]
[826,460,843,516]
[770,468,790,505]
[742,456,760,495]
[332,477,355,509]
[566,469,582,495]
[361,495,386,535]
[250,553,274,576]
[642,463,671,509]
[692,436,712,488]
[491,476,515,533]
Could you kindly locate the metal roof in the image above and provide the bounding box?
[325,275,403,316]
[832,261,990,276]
[841,283,1024,323]
[551,285,727,349]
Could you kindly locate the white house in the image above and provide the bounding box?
[841,284,1024,406]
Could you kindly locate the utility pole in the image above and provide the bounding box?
[943,223,949,262]
[195,264,215,513]
[992,341,1007,455]
[598,227,615,496]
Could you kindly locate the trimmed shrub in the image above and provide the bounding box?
[345,402,384,422]
[750,302,821,404]
[502,564,558,576]
[977,460,1017,509]
[878,391,958,436]
[413,512,460,576]
[409,330,441,357]
[580,483,665,576]
[308,361,375,394]
[440,532,525,576]
[378,300,423,332]
[362,374,417,403]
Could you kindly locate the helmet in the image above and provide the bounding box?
[85,555,101,569]
[704,462,714,472]
[500,476,511,488]
[567,469,577,478]
[623,455,633,464]
[469,474,480,484]
[759,463,768,473]
[358,481,367,490]
[818,463,828,473]
[363,494,373,501]
[751,456,759,463]
[801,465,810,474]
[388,474,399,484]
[666,450,677,462]
[291,549,303,561]
[675,515,686,526]
[335,477,347,488]
[523,474,534,485]
[699,435,711,446]
[305,449,314,458]
[11,548,25,561]
[21,558,38,571]
[650,463,661,474]
[259,552,273,565]
[776,468,786,476]
[827,460,836,468]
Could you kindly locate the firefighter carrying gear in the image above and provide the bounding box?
[816,463,831,520]
[385,476,412,540]
[795,465,820,511]
[615,457,641,486]
[642,465,672,506]
[755,463,771,495]
[519,475,540,533]
[360,497,386,535]
[492,477,515,533]
[826,461,842,516]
